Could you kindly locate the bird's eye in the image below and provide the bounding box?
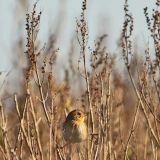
[77,112,81,116]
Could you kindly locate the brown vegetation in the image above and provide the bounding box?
[0,0,160,159]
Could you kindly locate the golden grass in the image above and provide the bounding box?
[0,0,160,159]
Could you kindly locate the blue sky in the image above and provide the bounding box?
[0,0,155,73]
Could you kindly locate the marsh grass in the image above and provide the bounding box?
[0,0,160,159]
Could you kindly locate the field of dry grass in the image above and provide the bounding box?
[0,0,160,159]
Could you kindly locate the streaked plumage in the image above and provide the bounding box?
[63,109,87,143]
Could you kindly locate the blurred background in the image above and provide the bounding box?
[0,0,156,94]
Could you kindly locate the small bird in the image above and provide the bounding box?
[63,109,87,143]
